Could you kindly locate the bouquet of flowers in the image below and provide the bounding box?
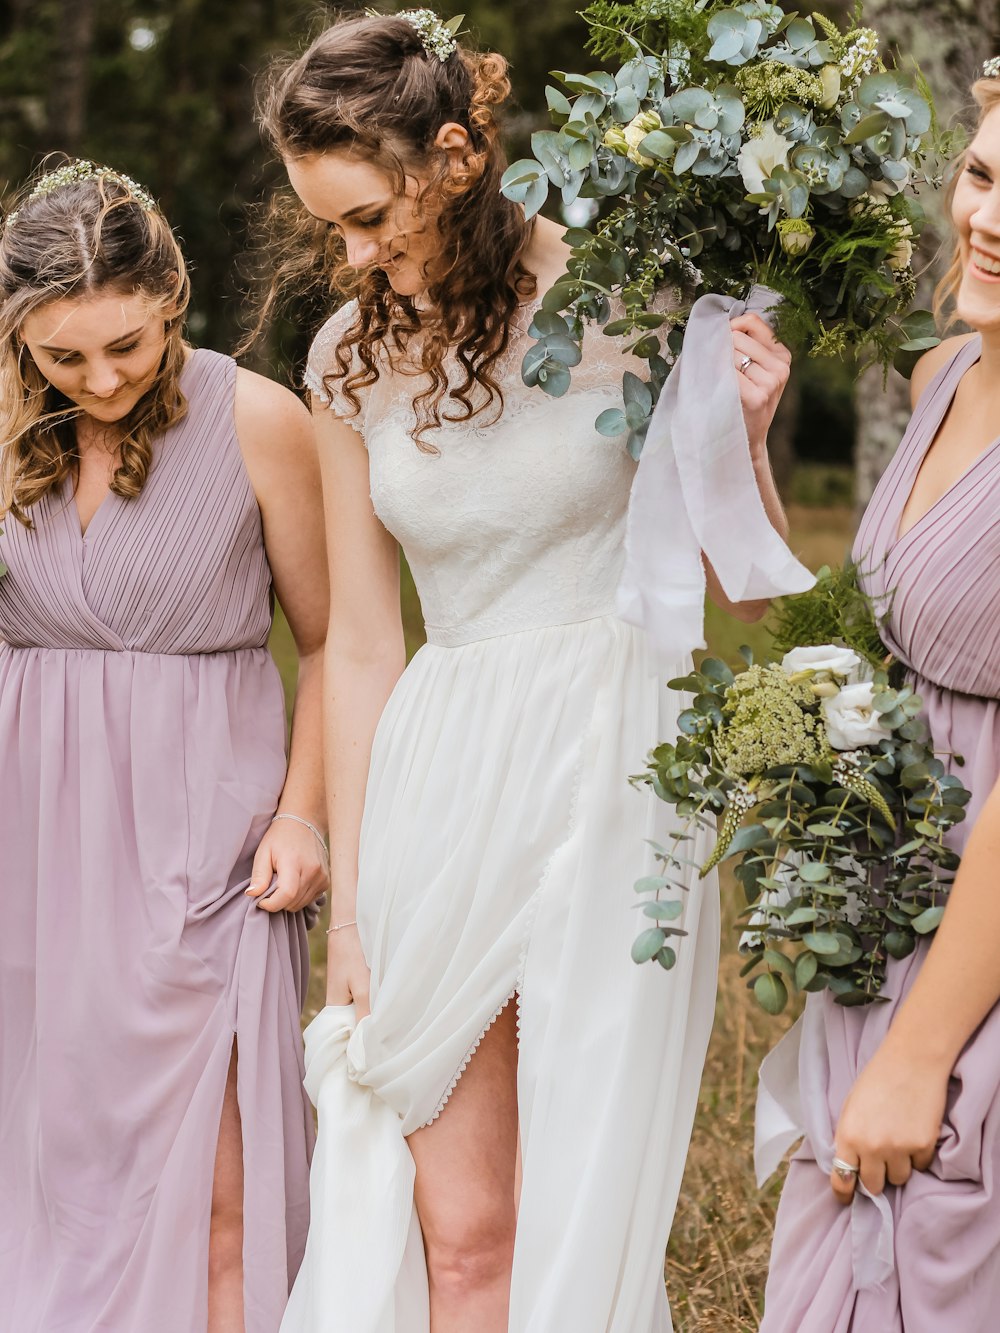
[631,565,971,1012]
[501,0,944,457]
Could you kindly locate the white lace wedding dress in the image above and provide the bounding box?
[283,301,721,1333]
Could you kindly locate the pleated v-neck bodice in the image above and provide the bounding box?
[855,334,1000,703]
[0,348,272,656]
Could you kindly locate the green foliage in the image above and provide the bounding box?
[500,0,947,452]
[631,565,972,1013]
[769,560,889,666]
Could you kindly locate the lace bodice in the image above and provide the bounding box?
[305,301,645,646]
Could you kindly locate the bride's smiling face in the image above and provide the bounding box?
[286,152,438,299]
[952,103,1000,332]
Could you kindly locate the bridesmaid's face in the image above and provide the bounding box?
[20,291,169,425]
[952,104,1000,332]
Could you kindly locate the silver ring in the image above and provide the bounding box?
[738,353,753,374]
[831,1156,859,1180]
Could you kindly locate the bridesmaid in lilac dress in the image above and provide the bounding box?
[0,164,329,1331]
[759,72,1000,1331]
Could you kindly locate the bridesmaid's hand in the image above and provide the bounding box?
[830,1037,948,1203]
[246,818,330,913]
[326,923,372,1018]
[730,312,791,460]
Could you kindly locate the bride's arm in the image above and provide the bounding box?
[317,406,406,1017]
[705,311,792,622]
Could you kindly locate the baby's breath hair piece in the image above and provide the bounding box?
[984,56,1000,80]
[4,160,156,231]
[395,9,461,62]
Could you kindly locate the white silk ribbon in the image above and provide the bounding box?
[615,285,815,660]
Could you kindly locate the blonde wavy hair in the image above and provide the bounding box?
[934,76,1000,327]
[0,164,190,526]
[250,11,536,447]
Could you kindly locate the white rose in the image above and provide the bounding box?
[822,682,892,751]
[737,122,793,197]
[623,111,662,167]
[781,644,864,680]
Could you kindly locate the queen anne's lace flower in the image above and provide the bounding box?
[716,665,827,778]
[983,56,1000,80]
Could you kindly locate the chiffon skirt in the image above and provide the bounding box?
[0,645,314,1333]
[283,614,721,1332]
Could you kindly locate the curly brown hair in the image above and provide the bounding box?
[0,163,190,526]
[934,77,1000,327]
[253,12,536,444]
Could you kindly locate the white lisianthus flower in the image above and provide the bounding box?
[781,644,863,680]
[623,111,662,167]
[822,682,892,750]
[737,121,793,196]
[888,219,915,271]
[818,64,841,109]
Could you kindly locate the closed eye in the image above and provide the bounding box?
[966,163,992,183]
[112,340,141,355]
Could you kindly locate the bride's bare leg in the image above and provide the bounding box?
[208,1047,244,1332]
[408,1002,518,1333]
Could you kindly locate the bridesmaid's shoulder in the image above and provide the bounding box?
[232,366,313,462]
[909,333,978,409]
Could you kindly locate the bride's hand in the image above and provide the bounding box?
[830,1036,948,1203]
[326,921,372,1018]
[730,312,792,460]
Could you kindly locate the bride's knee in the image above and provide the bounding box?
[423,1213,515,1295]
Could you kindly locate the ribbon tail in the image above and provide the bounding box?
[616,284,815,662]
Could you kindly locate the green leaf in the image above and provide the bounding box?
[795,951,818,989]
[844,111,891,145]
[797,862,831,883]
[763,949,796,978]
[912,905,945,935]
[634,874,669,894]
[655,945,678,970]
[632,927,666,964]
[884,930,915,959]
[596,408,627,437]
[754,971,788,1015]
[803,931,842,955]
[545,86,572,118]
[785,906,819,926]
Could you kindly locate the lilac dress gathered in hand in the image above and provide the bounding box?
[761,335,1000,1331]
[0,350,313,1332]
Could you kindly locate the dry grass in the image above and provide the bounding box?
[269,478,856,1330]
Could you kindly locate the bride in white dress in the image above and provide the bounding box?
[259,11,793,1331]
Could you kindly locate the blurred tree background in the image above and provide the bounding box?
[6,0,989,499]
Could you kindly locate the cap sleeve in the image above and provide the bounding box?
[303,300,367,438]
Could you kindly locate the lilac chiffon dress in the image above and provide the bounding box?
[0,350,314,1332]
[759,336,1000,1331]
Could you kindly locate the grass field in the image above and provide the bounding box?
[268,477,855,1331]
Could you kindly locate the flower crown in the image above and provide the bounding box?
[3,160,156,231]
[394,9,462,63]
[984,56,1000,80]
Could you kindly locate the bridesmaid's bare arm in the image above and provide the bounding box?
[234,368,330,912]
[832,771,1000,1201]
[314,404,406,1016]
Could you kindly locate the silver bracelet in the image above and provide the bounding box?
[270,812,328,859]
[326,919,358,934]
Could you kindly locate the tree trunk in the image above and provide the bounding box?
[46,0,97,153]
[854,0,1000,516]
